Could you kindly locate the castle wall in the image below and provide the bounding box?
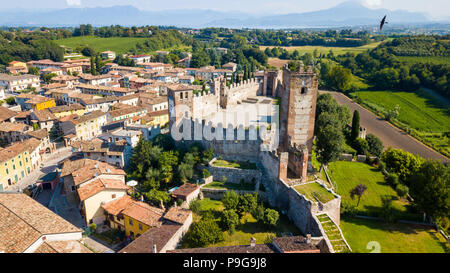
[222,79,262,108]
[192,92,219,120]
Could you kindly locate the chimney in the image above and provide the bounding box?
[250,237,256,247]
[305,234,311,244]
[152,244,157,253]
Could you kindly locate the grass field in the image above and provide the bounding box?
[349,89,450,157]
[203,181,255,191]
[294,182,336,203]
[397,56,450,65]
[55,36,148,54]
[260,41,381,56]
[327,161,419,221]
[212,159,257,170]
[187,198,301,248]
[340,216,449,253]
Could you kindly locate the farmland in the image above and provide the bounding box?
[260,41,382,56]
[55,36,147,54]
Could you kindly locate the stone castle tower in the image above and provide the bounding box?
[278,64,318,181]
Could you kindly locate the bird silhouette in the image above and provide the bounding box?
[380,15,388,30]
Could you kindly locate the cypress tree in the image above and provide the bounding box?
[351,110,360,141]
[90,56,95,75]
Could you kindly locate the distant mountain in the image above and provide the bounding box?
[0,1,435,28]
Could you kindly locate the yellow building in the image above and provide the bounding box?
[0,140,34,191]
[141,109,169,128]
[25,96,56,110]
[49,104,87,118]
[8,61,27,69]
[122,201,164,239]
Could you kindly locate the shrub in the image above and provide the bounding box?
[380,195,396,223]
[202,169,211,178]
[189,199,202,214]
[341,202,357,216]
[378,161,385,172]
[385,173,399,187]
[221,209,240,234]
[353,138,369,155]
[184,217,223,247]
[264,208,279,226]
[252,204,265,222]
[89,223,97,231]
[366,133,383,157]
[238,193,258,215]
[395,184,409,198]
[176,198,184,206]
[221,191,240,211]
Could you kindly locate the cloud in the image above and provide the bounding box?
[66,0,81,6]
[364,0,382,8]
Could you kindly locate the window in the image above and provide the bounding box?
[139,223,143,230]
[129,219,133,226]
[71,186,76,192]
[112,194,116,199]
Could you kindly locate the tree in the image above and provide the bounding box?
[381,148,423,182]
[178,162,194,183]
[350,184,367,207]
[264,208,279,226]
[184,215,223,247]
[81,46,96,57]
[408,160,449,220]
[49,124,63,142]
[380,195,396,222]
[158,151,178,183]
[28,66,39,75]
[43,73,57,83]
[143,189,171,207]
[351,110,360,141]
[366,134,383,157]
[326,65,353,91]
[385,105,400,121]
[353,138,369,155]
[238,193,258,215]
[222,191,240,211]
[316,125,344,170]
[221,209,239,233]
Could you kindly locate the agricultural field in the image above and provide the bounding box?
[55,36,148,54]
[349,89,450,157]
[340,216,449,253]
[396,56,450,65]
[327,161,419,221]
[260,41,382,56]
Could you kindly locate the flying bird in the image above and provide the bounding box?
[380,15,388,30]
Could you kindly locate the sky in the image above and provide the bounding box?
[2,0,449,19]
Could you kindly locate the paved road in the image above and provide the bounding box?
[8,147,73,192]
[321,91,449,163]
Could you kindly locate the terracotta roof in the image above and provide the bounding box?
[108,106,146,118]
[77,178,128,201]
[49,104,85,113]
[119,223,182,253]
[171,183,199,198]
[101,195,134,216]
[13,110,31,119]
[272,236,320,253]
[34,240,93,253]
[0,122,30,132]
[61,158,126,186]
[147,109,168,117]
[163,207,191,225]
[0,193,81,253]
[169,243,277,253]
[121,201,164,227]
[31,109,57,122]
[0,73,38,81]
[60,110,105,125]
[26,128,49,140]
[0,106,17,122]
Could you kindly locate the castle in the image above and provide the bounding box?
[168,64,317,183]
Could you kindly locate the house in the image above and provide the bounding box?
[222,62,237,72]
[59,110,107,142]
[138,94,168,112]
[106,105,148,123]
[60,158,128,225]
[26,128,54,155]
[50,75,79,88]
[0,140,34,191]
[78,83,137,97]
[121,200,165,240]
[36,171,59,190]
[0,73,40,92]
[49,104,87,118]
[75,95,120,112]
[79,74,114,86]
[119,206,193,253]
[170,183,200,206]
[0,122,31,145]
[71,139,130,168]
[101,51,116,60]
[30,109,57,131]
[0,193,91,253]
[142,110,169,128]
[40,67,64,76]
[46,88,80,105]
[101,195,134,231]
[0,106,17,123]
[6,61,28,74]
[99,128,142,148]
[22,138,44,173]
[124,124,161,141]
[130,54,151,64]
[21,95,56,111]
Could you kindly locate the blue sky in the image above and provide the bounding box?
[3,0,449,19]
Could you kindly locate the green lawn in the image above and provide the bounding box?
[190,198,301,248]
[55,36,148,54]
[340,216,449,253]
[212,159,257,170]
[350,89,450,157]
[260,41,381,56]
[294,182,336,204]
[203,181,255,191]
[327,161,420,221]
